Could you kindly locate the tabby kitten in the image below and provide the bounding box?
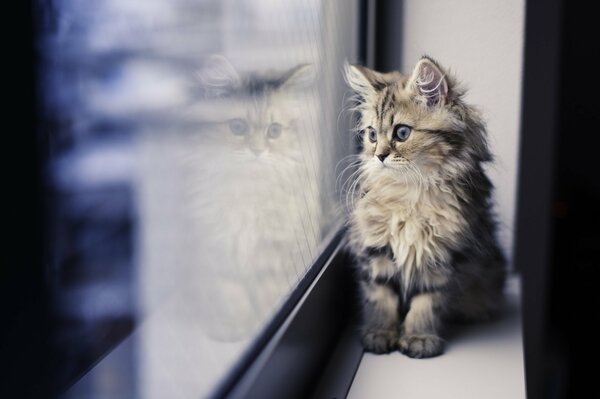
[180,57,319,341]
[344,56,506,358]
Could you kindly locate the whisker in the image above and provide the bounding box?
[337,160,362,192]
[343,169,363,201]
[348,175,363,211]
[344,165,367,212]
[335,156,362,178]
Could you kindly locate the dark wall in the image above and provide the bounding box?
[370,0,404,72]
[1,2,54,398]
[546,0,600,397]
[517,0,600,398]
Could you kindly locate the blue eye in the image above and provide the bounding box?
[229,118,249,136]
[267,123,282,139]
[393,125,411,142]
[367,127,377,143]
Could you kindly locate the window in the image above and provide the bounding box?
[38,0,362,396]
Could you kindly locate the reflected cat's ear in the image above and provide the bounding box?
[278,64,316,90]
[195,54,241,97]
[407,56,449,107]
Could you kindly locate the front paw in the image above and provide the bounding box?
[398,334,444,358]
[361,329,399,354]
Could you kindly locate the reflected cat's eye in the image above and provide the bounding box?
[393,124,411,142]
[367,127,377,143]
[267,123,283,139]
[229,118,249,136]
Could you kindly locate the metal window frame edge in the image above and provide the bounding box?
[211,225,363,399]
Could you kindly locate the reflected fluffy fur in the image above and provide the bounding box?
[345,56,505,358]
[182,59,320,341]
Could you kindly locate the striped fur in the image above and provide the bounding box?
[344,56,506,358]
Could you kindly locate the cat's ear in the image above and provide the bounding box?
[279,64,316,90]
[344,63,395,98]
[407,56,448,107]
[195,54,241,97]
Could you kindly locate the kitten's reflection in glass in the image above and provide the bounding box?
[180,56,319,341]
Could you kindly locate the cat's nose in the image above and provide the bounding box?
[248,141,267,156]
[376,153,389,162]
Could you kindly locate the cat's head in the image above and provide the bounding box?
[344,56,490,182]
[194,55,314,162]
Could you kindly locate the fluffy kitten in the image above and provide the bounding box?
[180,57,320,341]
[344,56,506,358]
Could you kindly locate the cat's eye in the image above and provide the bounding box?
[229,118,249,136]
[393,124,411,142]
[367,127,377,143]
[267,123,283,139]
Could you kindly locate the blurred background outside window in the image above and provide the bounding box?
[38,0,360,396]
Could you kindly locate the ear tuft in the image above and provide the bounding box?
[344,62,403,101]
[344,62,376,98]
[408,56,448,107]
[195,55,241,97]
[279,64,315,90]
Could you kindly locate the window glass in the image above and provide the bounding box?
[39,0,360,396]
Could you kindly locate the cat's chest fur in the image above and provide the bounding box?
[350,181,466,276]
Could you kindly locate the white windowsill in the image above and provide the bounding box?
[348,275,526,399]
